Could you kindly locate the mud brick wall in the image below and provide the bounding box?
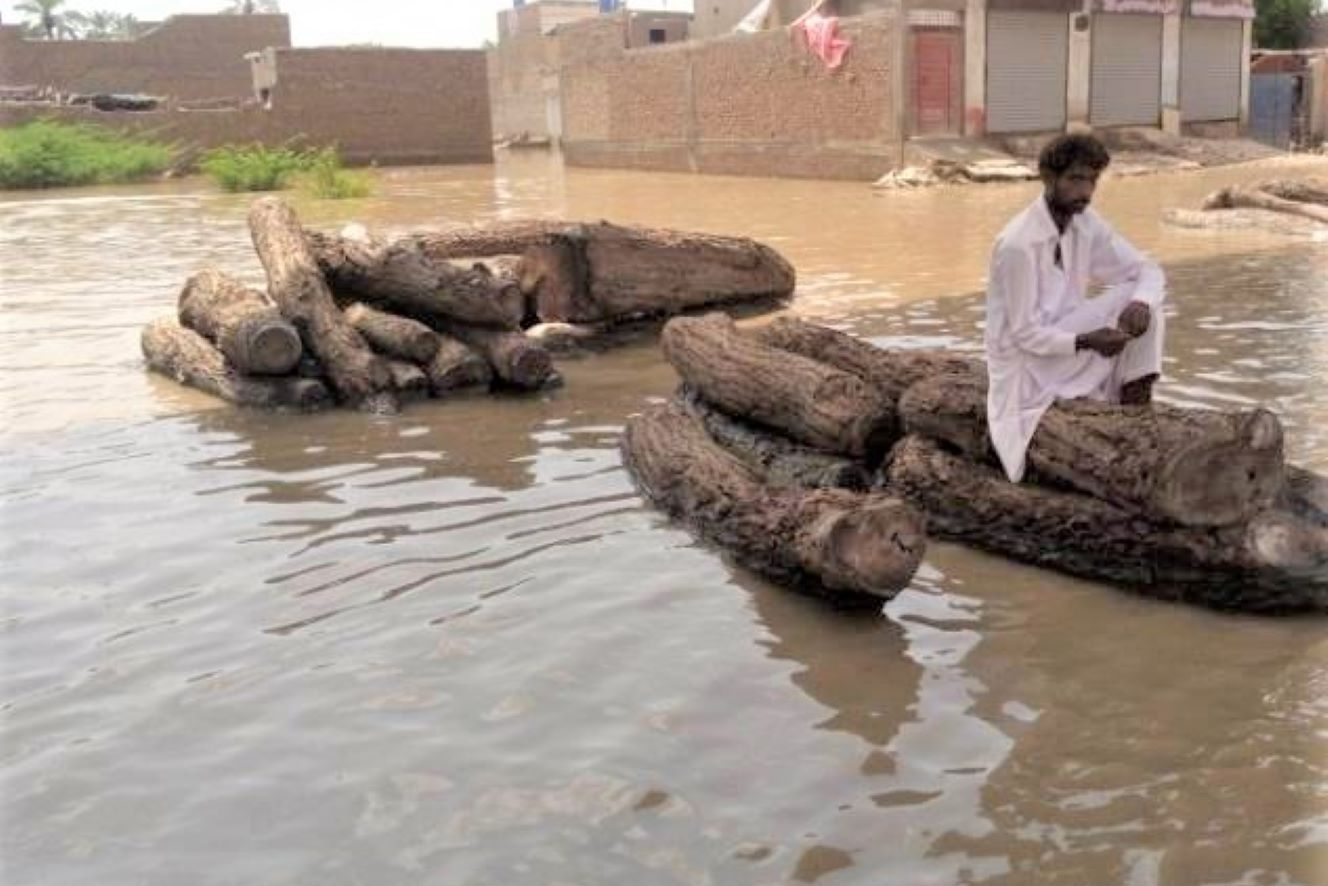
[1,47,493,168]
[559,11,903,180]
[0,15,289,100]
[488,30,557,139]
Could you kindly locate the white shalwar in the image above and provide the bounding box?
[985,197,1166,482]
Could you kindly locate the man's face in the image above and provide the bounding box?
[1044,162,1100,216]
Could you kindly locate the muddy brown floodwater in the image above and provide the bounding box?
[2,152,1326,886]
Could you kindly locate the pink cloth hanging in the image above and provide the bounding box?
[792,5,851,70]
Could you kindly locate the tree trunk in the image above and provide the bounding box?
[897,372,1285,528]
[410,220,574,260]
[247,197,397,413]
[623,400,926,601]
[1203,186,1328,225]
[177,268,302,376]
[1254,178,1328,206]
[386,359,430,403]
[343,302,440,364]
[412,220,797,324]
[752,315,983,416]
[662,314,897,461]
[444,325,553,390]
[885,435,1327,614]
[141,318,331,411]
[308,230,526,330]
[679,388,871,490]
[424,335,493,395]
[1162,207,1325,237]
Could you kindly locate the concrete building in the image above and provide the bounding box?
[0,14,493,167]
[554,0,1257,181]
[488,0,691,141]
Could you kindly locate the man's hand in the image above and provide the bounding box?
[1116,301,1152,338]
[1076,327,1132,358]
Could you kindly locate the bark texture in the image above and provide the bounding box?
[142,318,331,410]
[308,230,525,330]
[248,197,397,413]
[343,302,440,364]
[1253,178,1328,206]
[177,268,302,376]
[623,401,926,601]
[661,314,895,460]
[444,325,553,390]
[414,220,796,324]
[1203,186,1328,225]
[752,316,983,444]
[898,372,1285,528]
[680,387,871,490]
[424,335,493,394]
[886,435,1327,613]
[386,359,430,402]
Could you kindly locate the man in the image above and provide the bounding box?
[985,133,1166,484]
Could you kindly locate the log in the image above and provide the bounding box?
[411,220,797,324]
[177,268,302,376]
[661,314,897,461]
[1161,208,1325,238]
[751,315,983,444]
[886,435,1327,614]
[1282,465,1328,527]
[141,318,331,411]
[308,230,525,330]
[1202,187,1328,225]
[386,359,430,403]
[679,387,871,490]
[897,372,1286,528]
[444,325,553,390]
[424,335,493,394]
[623,400,926,601]
[247,198,397,413]
[343,302,440,364]
[1254,178,1328,206]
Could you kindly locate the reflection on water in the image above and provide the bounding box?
[2,153,1326,886]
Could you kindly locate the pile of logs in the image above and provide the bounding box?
[622,314,1328,613]
[142,197,797,414]
[1164,177,1328,236]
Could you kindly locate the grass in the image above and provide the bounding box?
[200,143,372,199]
[0,120,175,189]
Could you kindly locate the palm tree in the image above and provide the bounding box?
[14,0,77,39]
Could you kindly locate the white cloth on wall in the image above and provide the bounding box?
[733,0,774,33]
[985,197,1167,482]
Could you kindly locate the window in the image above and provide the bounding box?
[649,28,667,44]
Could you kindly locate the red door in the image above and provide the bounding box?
[912,29,962,136]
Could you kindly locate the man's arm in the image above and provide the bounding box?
[991,245,1077,357]
[1088,221,1166,309]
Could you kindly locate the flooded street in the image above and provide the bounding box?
[3,152,1327,885]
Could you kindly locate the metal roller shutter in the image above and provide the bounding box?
[987,11,1069,133]
[1090,14,1163,127]
[1181,18,1242,122]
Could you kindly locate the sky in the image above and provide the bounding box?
[1,0,696,49]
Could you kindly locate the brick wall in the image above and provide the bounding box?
[0,15,289,100]
[1,46,493,168]
[559,10,904,180]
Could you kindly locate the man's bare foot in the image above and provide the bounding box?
[1120,373,1158,406]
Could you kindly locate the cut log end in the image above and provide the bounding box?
[810,499,926,595]
[1155,409,1286,527]
[233,316,303,376]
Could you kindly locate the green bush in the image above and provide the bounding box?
[297,147,373,200]
[0,120,175,189]
[199,143,312,193]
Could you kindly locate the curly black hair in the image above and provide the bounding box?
[1037,133,1111,177]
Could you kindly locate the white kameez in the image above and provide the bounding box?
[985,197,1167,482]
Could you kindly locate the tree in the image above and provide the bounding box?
[1255,0,1319,49]
[220,0,282,13]
[14,0,78,39]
